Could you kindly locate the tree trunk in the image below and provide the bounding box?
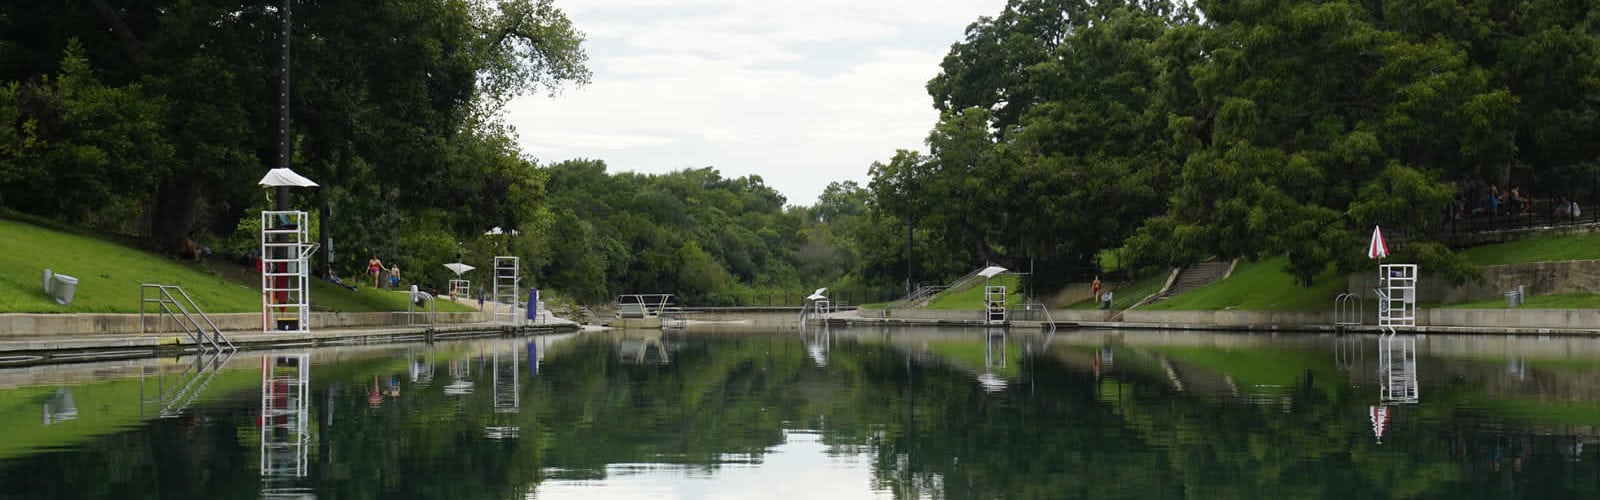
[150,177,200,255]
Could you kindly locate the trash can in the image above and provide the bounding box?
[51,273,78,306]
[526,289,539,321]
[42,268,53,294]
[1504,286,1523,308]
[1100,291,1113,310]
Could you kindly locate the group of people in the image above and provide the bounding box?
[368,256,401,289]
[1458,183,1582,221]
[1472,184,1531,217]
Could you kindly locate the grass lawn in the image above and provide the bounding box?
[0,218,471,313]
[1141,256,1346,311]
[1439,292,1600,309]
[924,274,1022,310]
[1458,233,1600,266]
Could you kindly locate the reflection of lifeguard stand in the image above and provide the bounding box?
[1379,335,1419,404]
[493,256,521,325]
[1375,264,1417,335]
[492,345,520,413]
[260,354,311,496]
[261,211,316,333]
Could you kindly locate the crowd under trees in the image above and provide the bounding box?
[4,0,1600,306]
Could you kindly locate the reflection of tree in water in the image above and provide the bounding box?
[7,333,1600,498]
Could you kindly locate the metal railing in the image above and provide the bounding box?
[1334,293,1363,326]
[1022,300,1057,332]
[140,284,235,352]
[887,285,947,309]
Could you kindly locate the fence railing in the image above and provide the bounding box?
[1438,197,1598,237]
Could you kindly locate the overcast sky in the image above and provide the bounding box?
[502,0,1005,207]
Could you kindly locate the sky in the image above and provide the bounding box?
[502,0,1007,207]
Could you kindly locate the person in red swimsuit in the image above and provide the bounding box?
[368,256,383,288]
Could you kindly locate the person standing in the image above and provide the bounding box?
[1091,275,1103,300]
[368,256,383,288]
[389,264,401,289]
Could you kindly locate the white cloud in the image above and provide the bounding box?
[504,0,1005,205]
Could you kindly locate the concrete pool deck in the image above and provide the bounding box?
[0,316,581,366]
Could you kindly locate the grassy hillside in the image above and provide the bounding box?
[1439,293,1600,309]
[1141,256,1346,311]
[1065,271,1167,310]
[0,218,470,313]
[1458,233,1600,266]
[924,274,1022,310]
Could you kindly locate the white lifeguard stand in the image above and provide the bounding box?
[261,211,315,333]
[444,262,474,301]
[1375,263,1417,335]
[979,266,1008,325]
[492,256,521,325]
[800,288,828,325]
[258,168,319,334]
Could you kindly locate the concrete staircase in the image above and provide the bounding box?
[1156,259,1234,300]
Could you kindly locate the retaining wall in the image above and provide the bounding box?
[0,310,488,337]
[1347,260,1600,303]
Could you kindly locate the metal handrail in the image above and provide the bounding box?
[1334,293,1363,326]
[1023,301,1056,332]
[140,284,234,352]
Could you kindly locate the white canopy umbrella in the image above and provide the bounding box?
[443,262,475,276]
[806,288,828,301]
[258,168,319,187]
[977,266,1008,278]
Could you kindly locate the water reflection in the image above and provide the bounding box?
[616,330,672,364]
[487,341,523,440]
[260,353,312,499]
[978,328,1007,392]
[40,389,76,425]
[8,330,1600,498]
[139,349,234,418]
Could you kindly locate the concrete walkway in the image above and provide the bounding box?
[0,316,581,366]
[825,307,1600,336]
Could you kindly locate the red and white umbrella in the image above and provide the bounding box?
[1367,226,1389,260]
[1370,405,1390,443]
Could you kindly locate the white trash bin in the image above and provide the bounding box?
[51,273,78,305]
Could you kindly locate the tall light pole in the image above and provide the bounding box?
[275,0,292,211]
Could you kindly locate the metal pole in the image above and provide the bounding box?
[275,0,292,211]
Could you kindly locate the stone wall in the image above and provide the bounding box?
[1347,260,1600,303]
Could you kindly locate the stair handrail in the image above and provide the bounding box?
[140,284,234,352]
[1022,300,1057,332]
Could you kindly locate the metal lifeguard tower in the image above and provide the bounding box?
[258,168,319,334]
[979,266,1008,326]
[1375,263,1417,335]
[444,262,474,300]
[800,288,829,326]
[492,256,521,325]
